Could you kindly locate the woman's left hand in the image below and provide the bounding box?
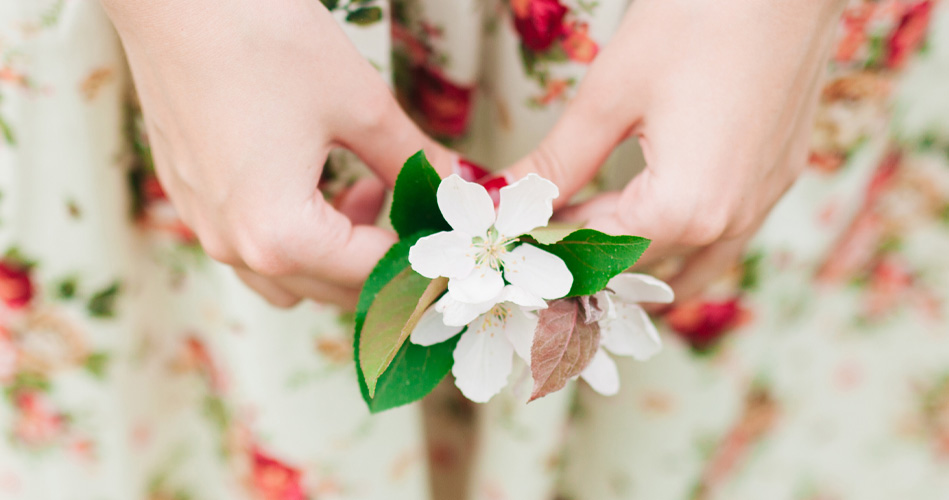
[501,0,846,302]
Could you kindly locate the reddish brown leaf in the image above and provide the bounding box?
[529,298,601,402]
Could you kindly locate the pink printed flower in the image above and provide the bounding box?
[413,67,474,138]
[864,258,914,317]
[835,5,872,63]
[391,23,431,66]
[13,392,65,448]
[886,1,934,69]
[664,298,747,351]
[0,259,34,311]
[0,327,17,382]
[251,448,306,500]
[511,0,569,52]
[560,22,598,63]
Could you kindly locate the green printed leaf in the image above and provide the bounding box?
[360,267,433,397]
[320,0,339,10]
[538,229,650,297]
[87,281,121,318]
[390,151,449,239]
[346,6,383,26]
[354,230,457,413]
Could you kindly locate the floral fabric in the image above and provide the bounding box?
[1,0,948,499]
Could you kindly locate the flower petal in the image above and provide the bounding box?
[498,285,547,310]
[493,174,559,237]
[580,349,620,396]
[501,244,573,300]
[451,316,515,403]
[600,302,663,361]
[501,307,538,364]
[437,174,496,239]
[409,231,476,279]
[607,273,675,304]
[448,264,505,304]
[437,293,499,327]
[411,306,464,346]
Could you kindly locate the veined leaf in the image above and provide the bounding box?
[529,298,600,402]
[390,151,449,239]
[538,229,650,297]
[360,268,433,397]
[354,230,457,413]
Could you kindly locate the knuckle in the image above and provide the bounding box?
[238,222,301,277]
[526,143,568,191]
[201,236,241,267]
[352,87,397,133]
[264,294,302,309]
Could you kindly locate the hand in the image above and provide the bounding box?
[102,0,454,308]
[503,0,845,302]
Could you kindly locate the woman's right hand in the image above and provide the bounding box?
[101,0,454,308]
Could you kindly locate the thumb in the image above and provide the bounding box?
[337,89,458,185]
[500,56,645,209]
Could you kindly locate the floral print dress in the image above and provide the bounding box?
[1,0,948,499]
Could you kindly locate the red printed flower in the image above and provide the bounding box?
[251,448,306,500]
[664,298,747,351]
[561,22,598,63]
[886,1,934,69]
[0,259,34,310]
[511,0,569,52]
[413,66,474,138]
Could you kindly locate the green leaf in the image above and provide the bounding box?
[537,229,650,297]
[87,282,121,318]
[354,230,458,413]
[390,151,449,239]
[320,0,339,10]
[360,267,433,397]
[345,6,383,26]
[83,352,111,379]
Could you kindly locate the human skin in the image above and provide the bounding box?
[504,0,848,302]
[100,0,454,309]
[102,0,846,309]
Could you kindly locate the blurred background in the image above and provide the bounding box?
[1,0,949,499]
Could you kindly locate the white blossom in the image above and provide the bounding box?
[408,174,573,307]
[579,273,675,396]
[411,286,544,403]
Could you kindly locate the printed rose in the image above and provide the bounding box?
[886,1,934,69]
[413,66,474,138]
[0,259,34,310]
[560,22,598,63]
[251,448,306,500]
[664,298,747,352]
[511,0,569,52]
[13,392,65,448]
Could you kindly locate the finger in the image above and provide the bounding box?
[336,88,459,183]
[500,42,648,208]
[553,191,621,224]
[333,177,388,226]
[234,269,303,309]
[277,275,361,311]
[664,237,748,304]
